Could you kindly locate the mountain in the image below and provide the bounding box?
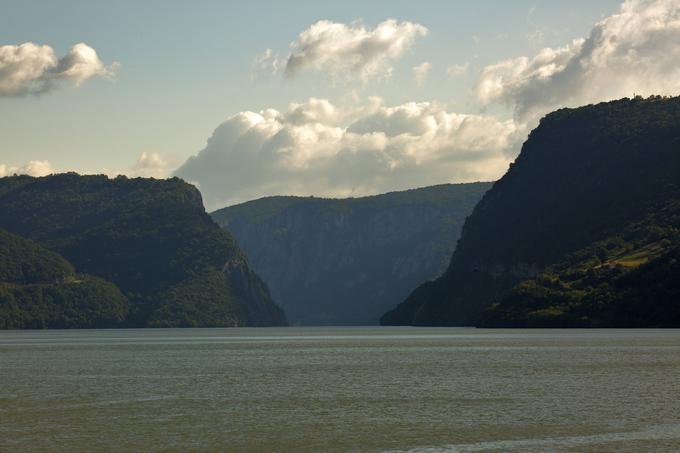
[0,174,287,328]
[211,183,491,325]
[0,228,129,328]
[382,96,680,326]
[479,200,680,327]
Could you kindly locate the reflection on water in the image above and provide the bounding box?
[1,327,679,452]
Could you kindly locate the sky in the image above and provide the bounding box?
[2,0,679,209]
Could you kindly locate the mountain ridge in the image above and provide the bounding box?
[212,182,491,325]
[0,173,287,328]
[382,96,680,326]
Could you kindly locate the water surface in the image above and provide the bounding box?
[1,327,679,452]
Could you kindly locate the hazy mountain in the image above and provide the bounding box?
[211,183,491,325]
[0,174,286,327]
[382,96,680,326]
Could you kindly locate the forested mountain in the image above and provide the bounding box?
[212,183,491,325]
[479,200,680,327]
[0,228,129,328]
[382,96,680,326]
[0,174,286,328]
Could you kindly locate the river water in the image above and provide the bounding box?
[1,327,679,452]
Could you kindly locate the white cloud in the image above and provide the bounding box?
[131,152,172,178]
[279,19,428,82]
[412,62,431,86]
[0,160,54,177]
[252,48,281,79]
[476,0,680,123]
[0,42,117,97]
[0,152,179,182]
[175,97,522,209]
[447,62,470,77]
[53,43,118,86]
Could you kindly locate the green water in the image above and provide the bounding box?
[1,328,680,452]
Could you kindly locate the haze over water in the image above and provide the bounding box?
[1,327,680,452]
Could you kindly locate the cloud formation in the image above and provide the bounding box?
[131,152,173,178]
[279,19,428,82]
[0,160,54,177]
[252,48,281,78]
[412,62,431,86]
[175,97,521,209]
[476,0,680,122]
[0,153,175,180]
[0,42,117,97]
[183,0,680,209]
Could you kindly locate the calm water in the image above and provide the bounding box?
[1,328,680,452]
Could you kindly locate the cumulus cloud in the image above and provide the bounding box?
[412,62,431,86]
[476,0,680,123]
[279,19,428,82]
[175,97,522,209]
[130,152,173,178]
[0,42,117,97]
[0,160,54,177]
[0,153,176,180]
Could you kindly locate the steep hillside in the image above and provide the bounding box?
[0,227,74,284]
[480,200,680,327]
[382,96,680,326]
[0,228,129,328]
[0,174,287,327]
[212,183,491,325]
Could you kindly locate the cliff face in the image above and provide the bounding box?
[0,173,286,327]
[382,96,680,326]
[221,254,286,327]
[212,183,491,325]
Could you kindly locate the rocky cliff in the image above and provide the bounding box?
[382,96,680,326]
[212,183,491,325]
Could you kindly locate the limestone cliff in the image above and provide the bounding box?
[212,183,491,325]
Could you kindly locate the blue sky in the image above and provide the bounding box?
[3,0,677,208]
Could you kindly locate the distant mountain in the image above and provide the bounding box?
[0,174,286,328]
[0,228,129,328]
[211,183,491,325]
[382,96,680,326]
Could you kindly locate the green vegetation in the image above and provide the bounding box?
[216,183,491,225]
[480,201,680,327]
[0,277,130,329]
[0,228,73,284]
[0,174,286,328]
[382,96,680,327]
[0,228,129,328]
[212,183,491,325]
[147,268,245,327]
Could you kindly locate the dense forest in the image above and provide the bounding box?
[0,228,129,328]
[212,183,490,324]
[382,96,680,327]
[0,174,286,328]
[480,200,680,327]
